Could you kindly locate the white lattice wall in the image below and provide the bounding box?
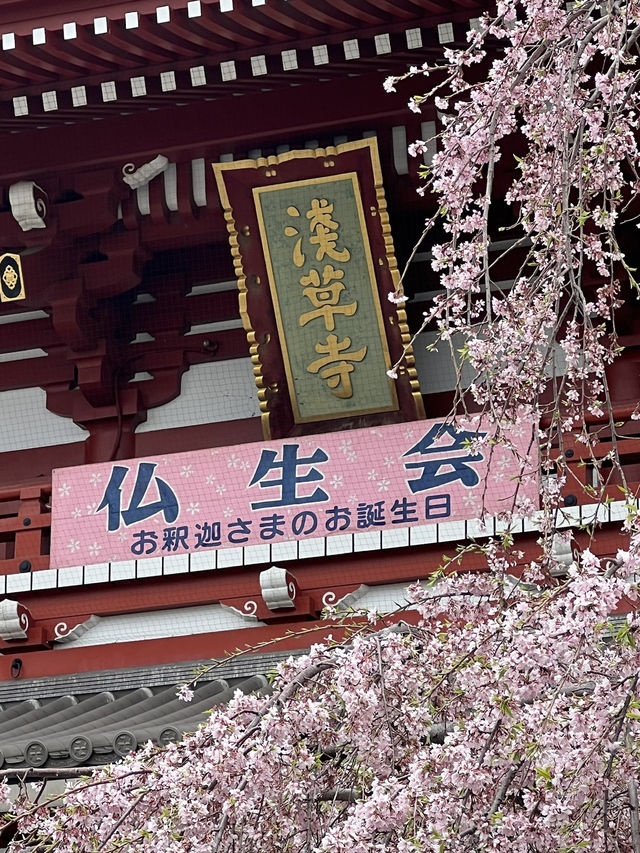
[136,359,260,433]
[0,387,87,452]
[413,331,475,395]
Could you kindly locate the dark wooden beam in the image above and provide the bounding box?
[0,73,411,180]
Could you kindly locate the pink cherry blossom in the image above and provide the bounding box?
[6,3,640,852]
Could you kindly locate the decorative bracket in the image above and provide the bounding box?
[321,584,369,613]
[219,600,260,623]
[259,566,297,610]
[0,599,30,640]
[9,181,48,231]
[122,155,169,190]
[53,615,101,644]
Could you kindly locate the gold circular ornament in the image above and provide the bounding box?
[2,264,18,291]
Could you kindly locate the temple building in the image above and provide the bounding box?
[0,0,631,777]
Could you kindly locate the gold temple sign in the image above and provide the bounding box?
[0,253,25,302]
[254,173,396,422]
[213,138,424,438]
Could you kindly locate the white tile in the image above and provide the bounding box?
[101,81,117,102]
[160,71,176,92]
[0,576,6,596]
[217,547,244,568]
[94,17,108,34]
[325,534,353,556]
[31,569,57,590]
[156,6,171,23]
[610,500,630,522]
[32,27,46,44]
[58,565,83,587]
[381,527,409,549]
[7,573,31,593]
[312,44,329,65]
[130,76,146,97]
[374,33,391,54]
[495,517,517,535]
[438,521,466,542]
[281,49,297,70]
[71,86,87,107]
[409,525,437,546]
[13,96,28,117]
[84,563,109,584]
[63,22,77,39]
[467,518,491,538]
[271,540,297,561]
[136,557,163,578]
[353,531,381,552]
[521,515,540,532]
[298,538,325,559]
[250,55,267,76]
[405,27,422,48]
[163,553,189,575]
[110,560,136,581]
[580,503,608,525]
[220,60,236,81]
[190,550,217,572]
[343,39,359,59]
[190,65,206,86]
[555,505,581,528]
[243,544,270,565]
[437,22,454,43]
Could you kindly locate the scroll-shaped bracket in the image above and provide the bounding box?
[0,599,30,640]
[259,565,297,611]
[122,154,169,189]
[219,600,260,623]
[321,584,369,613]
[53,615,101,644]
[9,181,47,231]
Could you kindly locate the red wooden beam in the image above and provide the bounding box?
[0,73,413,180]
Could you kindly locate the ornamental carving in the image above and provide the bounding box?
[9,181,47,231]
[0,599,30,640]
[122,155,169,190]
[259,565,297,610]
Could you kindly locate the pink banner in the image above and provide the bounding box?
[50,418,537,569]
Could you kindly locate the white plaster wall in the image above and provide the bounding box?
[413,331,475,395]
[58,603,262,648]
[414,330,567,395]
[137,359,260,433]
[0,387,87,452]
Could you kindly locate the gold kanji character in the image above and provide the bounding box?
[306,198,350,263]
[284,205,305,267]
[307,333,367,399]
[299,264,357,331]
